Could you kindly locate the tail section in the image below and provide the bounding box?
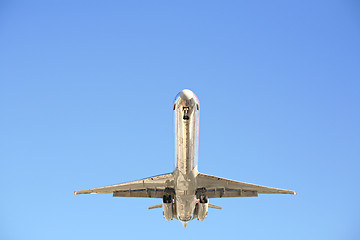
[148,204,162,209]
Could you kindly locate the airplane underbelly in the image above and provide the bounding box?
[174,92,200,174]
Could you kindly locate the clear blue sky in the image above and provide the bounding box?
[1,1,359,239]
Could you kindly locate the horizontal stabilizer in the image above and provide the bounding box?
[208,204,222,209]
[148,204,162,209]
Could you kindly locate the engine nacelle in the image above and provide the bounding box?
[163,203,173,221]
[162,195,177,221]
[197,202,208,221]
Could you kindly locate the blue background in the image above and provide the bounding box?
[1,1,359,239]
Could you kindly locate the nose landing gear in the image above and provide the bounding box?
[183,107,189,120]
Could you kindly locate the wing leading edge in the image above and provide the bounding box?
[196,173,296,198]
[74,173,174,198]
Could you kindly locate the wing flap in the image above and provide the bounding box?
[202,188,258,198]
[113,188,167,198]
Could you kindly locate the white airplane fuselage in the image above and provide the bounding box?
[173,89,200,224]
[74,89,296,228]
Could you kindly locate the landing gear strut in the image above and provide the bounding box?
[199,195,208,203]
[183,107,190,120]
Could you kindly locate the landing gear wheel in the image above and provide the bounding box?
[163,195,172,203]
[199,195,208,203]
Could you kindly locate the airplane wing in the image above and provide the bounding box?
[74,173,174,198]
[196,173,296,198]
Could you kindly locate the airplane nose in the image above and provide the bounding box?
[179,89,194,100]
[173,89,200,109]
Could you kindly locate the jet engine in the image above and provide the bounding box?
[196,202,208,221]
[193,195,208,221]
[163,203,173,221]
[162,195,176,221]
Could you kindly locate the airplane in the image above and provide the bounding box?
[74,89,296,228]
